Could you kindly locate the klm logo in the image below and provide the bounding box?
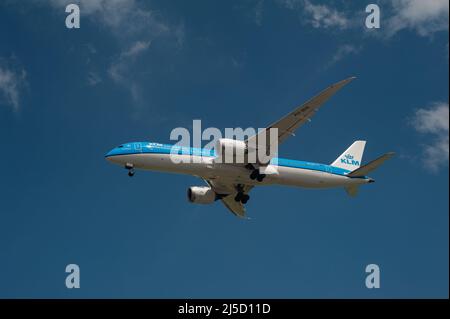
[341,154,360,166]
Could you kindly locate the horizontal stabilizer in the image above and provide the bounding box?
[347,152,395,177]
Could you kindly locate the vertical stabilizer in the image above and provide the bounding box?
[331,141,366,171]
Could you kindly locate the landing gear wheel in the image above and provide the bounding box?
[245,164,256,170]
[125,163,135,177]
[256,174,266,182]
[234,193,250,204]
[250,170,259,180]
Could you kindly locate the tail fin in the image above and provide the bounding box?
[331,141,366,171]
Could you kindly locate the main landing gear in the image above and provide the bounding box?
[234,192,250,204]
[234,184,250,204]
[246,164,266,182]
[125,163,135,177]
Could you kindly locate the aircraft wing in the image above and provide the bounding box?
[246,77,356,157]
[204,179,253,218]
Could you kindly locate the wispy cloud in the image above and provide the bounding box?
[108,40,152,103]
[108,40,152,84]
[326,44,362,67]
[279,0,448,36]
[0,58,27,112]
[278,0,350,30]
[122,40,152,58]
[385,0,449,37]
[87,71,102,87]
[253,0,264,27]
[46,0,171,38]
[40,0,184,107]
[411,102,449,172]
[278,0,448,37]
[277,0,448,68]
[302,0,349,30]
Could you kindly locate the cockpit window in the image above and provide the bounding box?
[118,145,124,148]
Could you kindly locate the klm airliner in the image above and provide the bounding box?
[106,77,394,217]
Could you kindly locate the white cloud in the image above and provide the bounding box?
[386,0,449,37]
[302,0,349,29]
[87,71,101,86]
[108,40,152,102]
[40,0,184,107]
[327,44,361,67]
[46,0,171,37]
[278,0,448,38]
[0,60,27,112]
[276,0,448,69]
[278,0,298,10]
[412,102,449,172]
[278,0,350,30]
[254,0,264,27]
[122,40,152,58]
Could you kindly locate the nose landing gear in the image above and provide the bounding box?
[125,163,135,177]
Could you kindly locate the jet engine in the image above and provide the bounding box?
[215,138,248,164]
[187,186,216,204]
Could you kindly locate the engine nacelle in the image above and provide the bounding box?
[215,138,248,164]
[187,186,216,204]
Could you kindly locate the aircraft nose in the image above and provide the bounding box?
[105,148,116,161]
[367,178,375,183]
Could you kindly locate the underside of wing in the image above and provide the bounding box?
[204,179,253,218]
[246,77,356,154]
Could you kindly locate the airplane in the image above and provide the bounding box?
[105,77,394,218]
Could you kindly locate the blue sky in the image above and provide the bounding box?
[0,0,448,298]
